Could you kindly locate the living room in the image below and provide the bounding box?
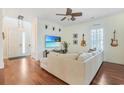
[0,8,124,85]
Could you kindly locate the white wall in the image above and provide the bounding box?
[31,18,38,60]
[62,22,92,53]
[63,12,124,65]
[31,18,64,60]
[0,9,4,69]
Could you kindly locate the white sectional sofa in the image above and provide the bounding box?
[40,51,103,85]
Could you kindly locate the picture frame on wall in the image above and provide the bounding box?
[73,33,78,38]
[73,40,78,45]
[59,28,61,32]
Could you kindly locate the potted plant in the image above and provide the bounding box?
[61,41,68,53]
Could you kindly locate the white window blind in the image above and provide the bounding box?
[91,28,103,50]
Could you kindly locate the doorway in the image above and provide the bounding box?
[3,16,32,59]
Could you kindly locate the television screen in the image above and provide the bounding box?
[45,35,61,48]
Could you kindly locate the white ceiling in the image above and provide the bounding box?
[3,8,124,26]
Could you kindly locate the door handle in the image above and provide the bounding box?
[19,44,22,46]
[2,32,5,40]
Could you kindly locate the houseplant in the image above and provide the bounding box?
[61,41,68,53]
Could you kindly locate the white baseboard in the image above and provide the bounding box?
[4,57,8,59]
[0,63,4,69]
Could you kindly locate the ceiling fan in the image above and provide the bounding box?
[56,8,82,21]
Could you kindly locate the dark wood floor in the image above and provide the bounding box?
[0,57,66,85]
[91,62,124,85]
[0,57,124,85]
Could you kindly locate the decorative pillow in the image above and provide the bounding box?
[78,53,92,61]
[88,48,96,53]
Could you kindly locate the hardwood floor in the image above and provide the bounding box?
[91,62,124,85]
[0,57,67,85]
[0,57,124,85]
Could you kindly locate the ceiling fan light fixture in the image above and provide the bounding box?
[71,16,75,21]
[67,15,71,21]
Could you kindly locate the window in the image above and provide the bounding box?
[91,28,103,50]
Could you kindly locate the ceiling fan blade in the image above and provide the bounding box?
[56,14,66,16]
[61,17,66,21]
[66,8,72,15]
[72,12,82,16]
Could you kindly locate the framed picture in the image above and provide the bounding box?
[73,33,78,38]
[73,40,78,45]
[59,28,61,32]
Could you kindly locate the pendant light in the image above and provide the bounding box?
[18,15,24,28]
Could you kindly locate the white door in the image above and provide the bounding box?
[8,28,17,58]
[21,29,31,56]
[8,28,31,58]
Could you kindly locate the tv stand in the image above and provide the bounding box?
[52,49,65,54]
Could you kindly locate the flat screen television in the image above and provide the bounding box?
[45,35,61,48]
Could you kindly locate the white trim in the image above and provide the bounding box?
[0,63,4,69]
